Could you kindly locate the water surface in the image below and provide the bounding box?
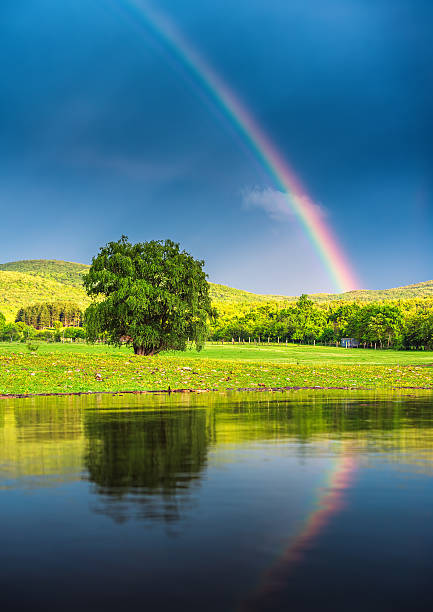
[1,391,433,611]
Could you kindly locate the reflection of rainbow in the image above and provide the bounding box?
[241,452,357,610]
[116,0,359,293]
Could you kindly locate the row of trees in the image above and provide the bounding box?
[211,295,433,349]
[0,317,85,343]
[2,299,433,352]
[1,238,432,352]
[2,298,433,351]
[15,301,83,328]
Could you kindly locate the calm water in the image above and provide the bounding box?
[1,391,433,611]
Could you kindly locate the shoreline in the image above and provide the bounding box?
[1,384,433,399]
[2,344,433,398]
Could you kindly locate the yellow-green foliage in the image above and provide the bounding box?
[210,280,433,304]
[1,259,433,323]
[0,261,292,322]
[0,270,90,321]
[209,283,290,304]
[0,259,89,288]
[310,280,433,302]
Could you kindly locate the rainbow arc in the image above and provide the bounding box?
[241,451,357,610]
[117,0,359,292]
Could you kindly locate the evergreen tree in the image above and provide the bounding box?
[37,304,50,329]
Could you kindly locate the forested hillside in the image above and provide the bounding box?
[211,280,433,304]
[309,281,433,302]
[0,270,90,321]
[0,259,433,322]
[209,283,289,304]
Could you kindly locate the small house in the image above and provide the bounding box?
[341,338,359,348]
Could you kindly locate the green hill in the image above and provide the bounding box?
[210,280,433,304]
[0,260,287,308]
[0,259,89,288]
[0,259,432,321]
[309,280,433,302]
[0,270,90,321]
[209,283,288,304]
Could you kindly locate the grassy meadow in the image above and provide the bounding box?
[0,341,432,396]
[1,260,433,396]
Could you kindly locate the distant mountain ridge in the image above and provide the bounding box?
[0,259,432,321]
[310,280,433,302]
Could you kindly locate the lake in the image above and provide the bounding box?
[1,391,433,611]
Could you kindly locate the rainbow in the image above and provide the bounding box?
[240,452,357,610]
[116,0,359,292]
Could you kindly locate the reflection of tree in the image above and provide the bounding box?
[0,398,85,486]
[84,409,210,523]
[215,393,433,443]
[13,396,83,442]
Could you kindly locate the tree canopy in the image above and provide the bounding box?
[83,236,213,355]
[210,297,433,349]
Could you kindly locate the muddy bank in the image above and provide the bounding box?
[1,384,433,399]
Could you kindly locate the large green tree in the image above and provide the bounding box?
[83,236,213,355]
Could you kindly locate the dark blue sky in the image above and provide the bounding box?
[1,0,432,293]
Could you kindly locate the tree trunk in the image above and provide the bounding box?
[133,344,155,356]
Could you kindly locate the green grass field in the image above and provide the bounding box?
[171,342,433,365]
[0,341,432,396]
[2,341,433,365]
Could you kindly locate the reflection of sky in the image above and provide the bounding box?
[240,450,357,609]
[2,434,433,610]
[2,396,433,610]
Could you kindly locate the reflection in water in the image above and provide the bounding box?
[1,391,433,611]
[0,396,85,487]
[242,452,357,611]
[84,408,212,523]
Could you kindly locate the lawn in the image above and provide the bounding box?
[2,340,433,365]
[168,342,433,366]
[0,341,432,396]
